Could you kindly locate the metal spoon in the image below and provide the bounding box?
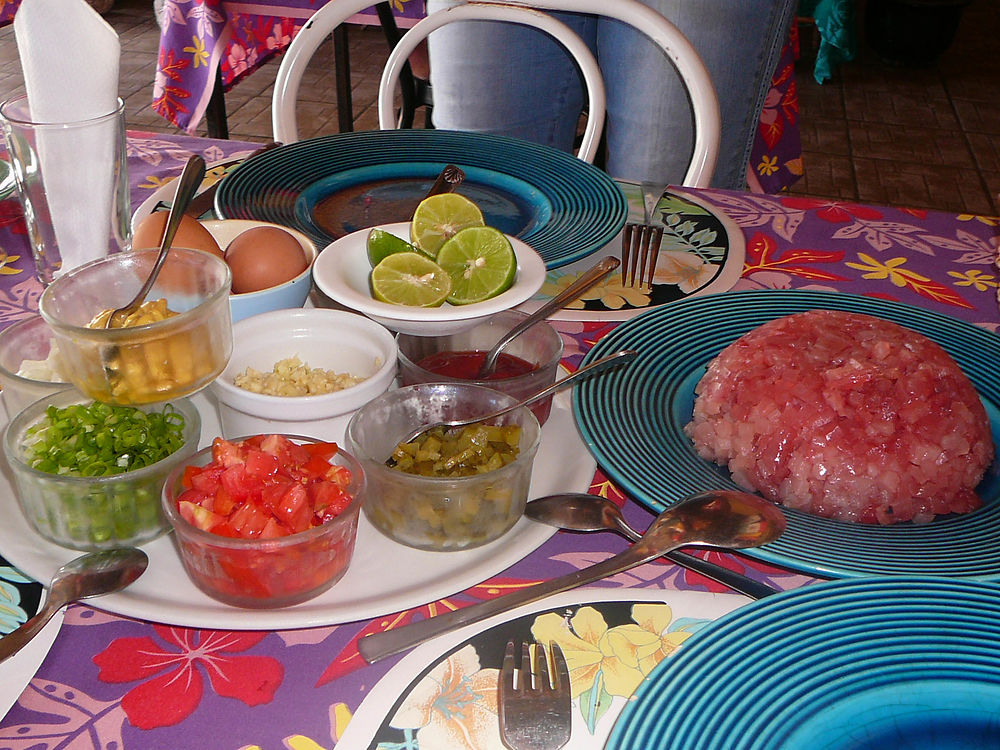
[357,490,786,664]
[525,493,778,599]
[393,349,637,448]
[0,547,148,664]
[104,155,207,328]
[476,257,620,378]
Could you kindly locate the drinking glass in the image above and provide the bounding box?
[0,95,131,285]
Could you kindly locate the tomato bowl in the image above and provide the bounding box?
[161,434,366,608]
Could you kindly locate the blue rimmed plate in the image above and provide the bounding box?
[606,577,1000,749]
[573,289,1000,579]
[214,130,626,269]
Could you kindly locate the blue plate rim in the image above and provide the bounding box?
[605,576,1000,750]
[214,130,627,270]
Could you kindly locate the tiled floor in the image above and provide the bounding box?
[2,0,998,216]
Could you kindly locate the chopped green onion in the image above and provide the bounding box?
[23,401,188,477]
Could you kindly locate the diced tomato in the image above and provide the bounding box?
[325,464,353,487]
[178,500,223,532]
[244,447,280,481]
[173,435,356,543]
[303,442,339,461]
[272,483,311,534]
[212,437,246,467]
[189,464,224,494]
[310,482,352,521]
[302,454,334,479]
[229,501,270,537]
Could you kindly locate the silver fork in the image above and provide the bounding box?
[498,641,572,750]
[621,181,665,289]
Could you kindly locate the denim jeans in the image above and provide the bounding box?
[425,0,796,189]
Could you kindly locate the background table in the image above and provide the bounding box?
[0,131,997,746]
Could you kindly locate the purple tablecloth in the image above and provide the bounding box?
[0,131,997,747]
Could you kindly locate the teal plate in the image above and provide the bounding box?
[214,130,627,269]
[573,289,1000,579]
[605,577,1000,749]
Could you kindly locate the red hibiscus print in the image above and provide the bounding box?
[780,196,884,223]
[94,626,283,729]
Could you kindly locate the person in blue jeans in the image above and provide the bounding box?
[424,0,797,190]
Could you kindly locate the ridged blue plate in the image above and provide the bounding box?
[574,290,1000,579]
[605,577,1000,749]
[214,130,626,269]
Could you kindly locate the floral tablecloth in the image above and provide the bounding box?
[0,131,997,748]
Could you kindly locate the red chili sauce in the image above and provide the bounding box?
[415,350,538,381]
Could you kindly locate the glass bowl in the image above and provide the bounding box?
[38,247,233,405]
[161,437,366,608]
[0,314,74,421]
[396,309,564,425]
[346,383,541,551]
[3,389,201,550]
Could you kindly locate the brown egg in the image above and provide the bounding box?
[225,226,309,294]
[132,211,225,259]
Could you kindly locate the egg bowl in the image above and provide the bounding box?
[201,219,318,324]
[208,308,397,445]
[38,247,233,405]
[312,222,547,336]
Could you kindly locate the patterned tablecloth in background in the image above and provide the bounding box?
[0,131,997,747]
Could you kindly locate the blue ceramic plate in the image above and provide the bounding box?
[214,130,627,269]
[605,577,1000,749]
[573,289,1000,579]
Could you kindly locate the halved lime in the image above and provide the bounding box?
[370,252,452,308]
[410,193,485,258]
[436,226,517,305]
[366,228,422,266]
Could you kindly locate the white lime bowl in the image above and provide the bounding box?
[311,222,547,336]
[208,308,397,445]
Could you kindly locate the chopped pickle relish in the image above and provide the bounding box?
[387,423,521,477]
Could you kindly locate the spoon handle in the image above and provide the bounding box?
[358,535,672,664]
[479,257,620,376]
[396,349,637,446]
[0,599,63,664]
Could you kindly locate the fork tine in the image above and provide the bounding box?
[532,642,549,691]
[501,640,516,691]
[621,224,634,287]
[645,226,664,288]
[549,642,569,694]
[636,226,651,289]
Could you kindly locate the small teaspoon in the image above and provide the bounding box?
[524,493,779,599]
[0,547,148,664]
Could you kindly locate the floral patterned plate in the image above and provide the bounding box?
[518,184,745,322]
[335,588,746,749]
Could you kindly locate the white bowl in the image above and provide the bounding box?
[201,219,318,324]
[312,222,547,336]
[208,308,397,445]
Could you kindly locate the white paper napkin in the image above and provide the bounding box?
[14,0,120,122]
[13,0,123,275]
